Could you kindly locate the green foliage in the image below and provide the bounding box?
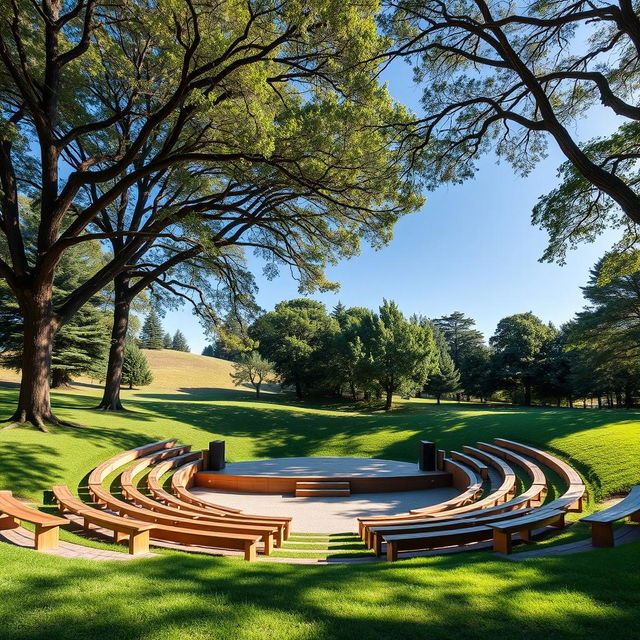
[139,311,164,350]
[250,299,338,398]
[171,330,190,353]
[230,352,276,398]
[490,312,557,405]
[121,341,153,389]
[424,325,461,403]
[366,301,437,409]
[201,345,215,357]
[163,333,173,349]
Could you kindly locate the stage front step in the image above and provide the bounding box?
[295,481,351,497]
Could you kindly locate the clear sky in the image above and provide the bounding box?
[160,60,620,355]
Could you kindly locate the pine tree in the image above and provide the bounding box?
[163,332,172,349]
[139,310,164,349]
[121,341,153,389]
[425,326,461,404]
[171,330,190,352]
[202,345,215,357]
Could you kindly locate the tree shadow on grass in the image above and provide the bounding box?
[1,544,639,640]
[0,443,65,498]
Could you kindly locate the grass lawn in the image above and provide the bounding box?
[1,352,639,640]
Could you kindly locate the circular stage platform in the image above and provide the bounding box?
[194,456,451,493]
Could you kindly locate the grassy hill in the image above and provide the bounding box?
[0,350,639,639]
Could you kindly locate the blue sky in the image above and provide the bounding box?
[160,60,620,355]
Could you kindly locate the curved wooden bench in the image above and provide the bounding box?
[52,485,152,555]
[581,486,640,547]
[476,442,547,506]
[385,525,492,561]
[0,490,69,551]
[147,455,290,543]
[369,507,535,556]
[494,439,585,511]
[120,455,281,550]
[358,459,483,541]
[450,450,489,480]
[489,508,566,554]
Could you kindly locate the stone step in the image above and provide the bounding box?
[295,481,351,490]
[294,480,351,497]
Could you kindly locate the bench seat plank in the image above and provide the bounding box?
[580,486,640,547]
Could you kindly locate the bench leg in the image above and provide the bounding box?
[34,524,60,551]
[114,530,127,544]
[630,510,640,523]
[374,534,383,557]
[551,513,566,529]
[591,522,614,547]
[493,531,512,554]
[518,529,532,543]
[263,533,273,556]
[129,530,150,555]
[244,541,256,562]
[0,515,19,530]
[386,541,398,562]
[275,528,283,547]
[284,522,290,539]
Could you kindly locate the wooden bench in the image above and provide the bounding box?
[581,486,640,547]
[368,507,535,556]
[451,451,489,480]
[0,490,69,551]
[489,509,566,554]
[53,485,153,555]
[494,438,585,511]
[384,525,492,561]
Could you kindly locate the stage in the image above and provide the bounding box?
[194,456,451,493]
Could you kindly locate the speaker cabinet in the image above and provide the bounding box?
[208,440,226,471]
[419,440,436,471]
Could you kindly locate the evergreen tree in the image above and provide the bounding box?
[172,330,190,352]
[425,326,461,404]
[163,333,173,349]
[202,345,215,357]
[139,310,164,349]
[121,341,153,389]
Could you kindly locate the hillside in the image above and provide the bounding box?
[0,349,277,397]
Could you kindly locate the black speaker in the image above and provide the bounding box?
[208,440,226,471]
[419,440,436,471]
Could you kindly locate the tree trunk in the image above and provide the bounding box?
[4,286,72,431]
[524,384,532,406]
[255,382,261,398]
[97,277,131,410]
[385,388,393,410]
[436,394,441,405]
[350,382,357,401]
[295,381,302,400]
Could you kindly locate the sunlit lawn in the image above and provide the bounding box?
[1,368,639,640]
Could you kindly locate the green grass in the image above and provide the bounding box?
[1,373,640,640]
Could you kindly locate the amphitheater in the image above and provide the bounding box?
[1,438,638,564]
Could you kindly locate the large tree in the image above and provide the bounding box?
[490,312,556,405]
[0,0,421,428]
[384,0,640,255]
[250,299,338,399]
[424,325,461,404]
[367,300,437,410]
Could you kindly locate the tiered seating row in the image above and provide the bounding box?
[360,439,589,561]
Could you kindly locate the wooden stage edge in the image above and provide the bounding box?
[193,471,452,494]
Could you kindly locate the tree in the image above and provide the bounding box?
[0,0,422,428]
[163,333,173,350]
[202,345,215,357]
[171,330,190,353]
[433,312,484,400]
[385,0,640,256]
[490,312,557,406]
[139,311,164,350]
[425,326,461,404]
[0,245,109,392]
[458,344,493,402]
[230,352,276,398]
[121,341,153,390]
[367,301,437,410]
[250,299,339,399]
